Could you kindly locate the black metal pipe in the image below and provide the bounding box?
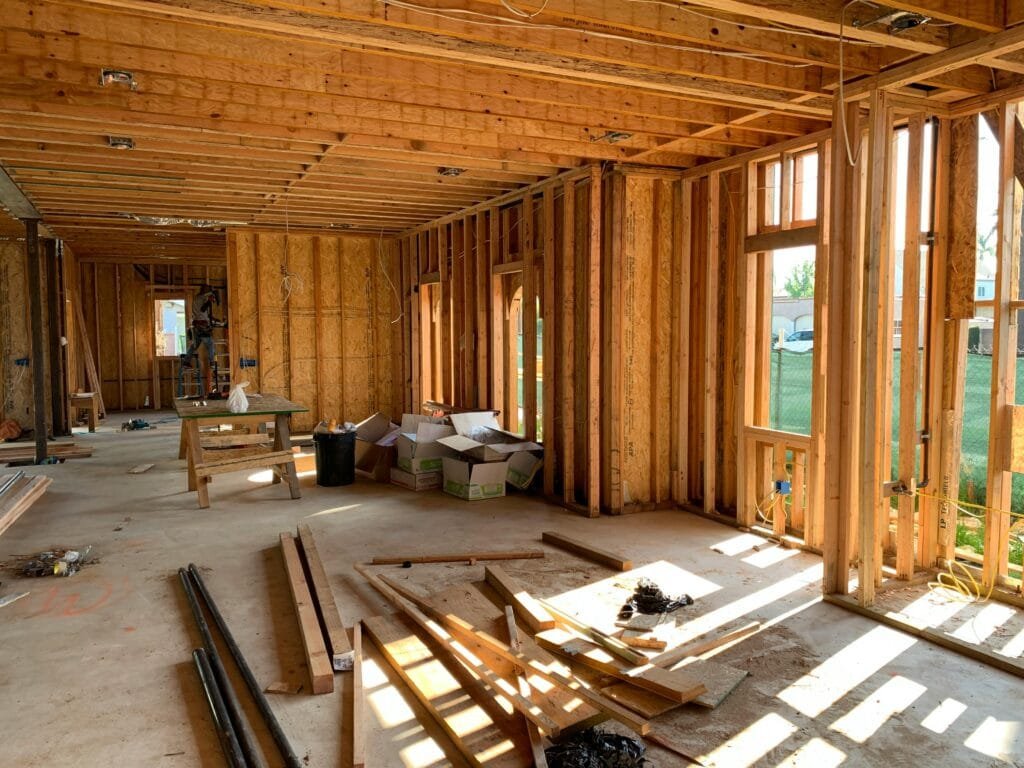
[188,563,302,768]
[44,240,66,436]
[192,647,248,768]
[23,219,47,464]
[179,569,268,768]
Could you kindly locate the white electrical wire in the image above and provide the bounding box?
[838,0,878,167]
[379,0,813,67]
[499,0,548,19]
[377,230,405,325]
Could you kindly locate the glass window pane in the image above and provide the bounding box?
[154,299,186,357]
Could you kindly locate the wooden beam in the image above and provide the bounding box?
[485,565,556,634]
[541,531,632,571]
[502,606,548,768]
[984,102,1020,588]
[279,532,334,695]
[371,550,544,565]
[297,524,354,671]
[857,91,894,607]
[367,570,651,735]
[896,116,924,581]
[744,225,819,254]
[587,167,602,517]
[704,172,720,515]
[844,24,1024,100]
[351,622,364,768]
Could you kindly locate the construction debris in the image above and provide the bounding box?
[544,727,646,768]
[19,546,94,577]
[619,578,692,618]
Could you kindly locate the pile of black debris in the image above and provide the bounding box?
[546,728,647,768]
[619,578,693,619]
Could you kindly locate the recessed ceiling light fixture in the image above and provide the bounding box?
[107,136,135,150]
[853,9,930,32]
[437,166,467,177]
[592,130,632,144]
[99,68,137,90]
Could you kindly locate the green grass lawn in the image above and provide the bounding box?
[768,349,1023,566]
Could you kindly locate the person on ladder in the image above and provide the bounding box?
[180,284,225,396]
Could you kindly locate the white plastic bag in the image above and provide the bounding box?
[227,381,250,413]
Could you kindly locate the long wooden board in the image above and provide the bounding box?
[372,550,544,565]
[279,532,334,694]
[485,565,556,633]
[424,582,606,737]
[504,606,549,768]
[352,622,364,768]
[375,575,649,734]
[0,474,52,538]
[297,523,354,671]
[535,629,705,704]
[363,614,530,768]
[541,531,632,570]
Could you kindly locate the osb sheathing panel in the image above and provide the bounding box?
[0,240,31,427]
[615,174,677,507]
[228,230,399,433]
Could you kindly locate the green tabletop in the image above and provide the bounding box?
[174,393,309,419]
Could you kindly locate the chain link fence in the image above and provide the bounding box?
[767,347,1023,568]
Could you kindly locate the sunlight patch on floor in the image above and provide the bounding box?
[921,697,967,734]
[711,533,766,556]
[777,625,916,718]
[828,675,926,743]
[773,736,846,767]
[742,544,802,569]
[949,601,1016,645]
[305,503,362,518]
[701,712,798,768]
[999,624,1024,658]
[963,716,1022,761]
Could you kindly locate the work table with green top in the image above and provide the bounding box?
[174,392,307,509]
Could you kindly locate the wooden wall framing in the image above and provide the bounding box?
[227,230,400,433]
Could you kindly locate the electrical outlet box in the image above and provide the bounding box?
[239,357,258,368]
[775,480,791,495]
[14,357,29,367]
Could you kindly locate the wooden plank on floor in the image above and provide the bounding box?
[363,614,530,768]
[372,550,544,565]
[279,532,334,694]
[504,606,549,768]
[541,531,632,570]
[127,463,154,474]
[485,565,556,634]
[297,524,354,671]
[352,622,365,768]
[535,629,706,704]
[0,474,52,538]
[421,581,606,736]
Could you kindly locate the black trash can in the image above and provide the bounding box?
[313,430,356,486]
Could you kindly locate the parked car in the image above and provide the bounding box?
[786,329,813,342]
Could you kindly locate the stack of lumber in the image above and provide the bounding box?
[347,535,751,765]
[0,472,52,538]
[0,441,93,465]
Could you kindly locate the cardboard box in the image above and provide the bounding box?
[442,457,509,500]
[437,412,543,489]
[437,412,541,462]
[395,414,457,474]
[354,412,401,481]
[390,466,442,491]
